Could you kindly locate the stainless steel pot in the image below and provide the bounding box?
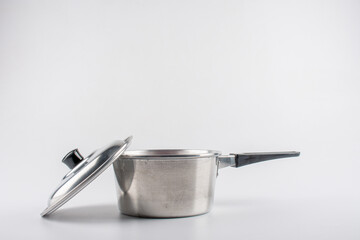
[41,137,300,218]
[113,149,299,218]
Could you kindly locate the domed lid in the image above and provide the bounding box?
[41,136,132,217]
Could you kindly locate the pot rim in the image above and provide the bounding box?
[121,149,221,159]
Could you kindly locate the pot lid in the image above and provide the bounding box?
[41,136,132,217]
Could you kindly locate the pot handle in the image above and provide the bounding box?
[232,151,300,168]
[218,151,300,169]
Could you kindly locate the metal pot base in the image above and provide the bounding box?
[120,210,211,218]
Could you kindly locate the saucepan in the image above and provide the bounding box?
[41,136,300,217]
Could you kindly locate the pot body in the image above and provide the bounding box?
[113,150,220,218]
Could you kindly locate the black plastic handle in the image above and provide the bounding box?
[62,149,84,169]
[231,151,300,168]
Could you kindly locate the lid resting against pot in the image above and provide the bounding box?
[41,136,132,217]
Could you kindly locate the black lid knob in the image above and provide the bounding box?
[62,149,84,169]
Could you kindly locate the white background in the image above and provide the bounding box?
[1,0,359,239]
